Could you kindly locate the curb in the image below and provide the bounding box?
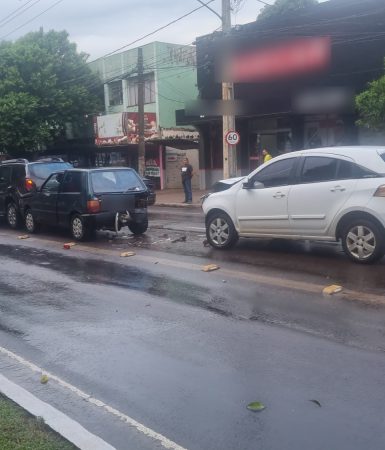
[0,373,115,450]
[152,202,202,209]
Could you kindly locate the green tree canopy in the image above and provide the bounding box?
[0,29,103,157]
[356,69,385,131]
[258,0,319,21]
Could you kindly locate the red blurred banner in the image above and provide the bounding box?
[228,37,331,83]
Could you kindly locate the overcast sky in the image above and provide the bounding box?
[0,0,268,61]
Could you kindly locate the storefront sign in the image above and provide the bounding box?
[225,37,331,83]
[95,112,158,146]
[144,158,160,178]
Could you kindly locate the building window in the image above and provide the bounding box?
[127,74,156,106]
[108,81,123,106]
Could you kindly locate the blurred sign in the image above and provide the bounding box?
[224,37,331,83]
[95,112,158,146]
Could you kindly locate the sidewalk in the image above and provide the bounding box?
[153,188,209,208]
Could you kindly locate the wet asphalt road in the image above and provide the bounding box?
[0,209,385,449]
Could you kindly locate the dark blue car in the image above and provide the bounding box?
[21,167,149,240]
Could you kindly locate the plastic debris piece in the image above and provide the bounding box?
[202,264,220,272]
[247,401,266,412]
[120,251,136,257]
[40,374,49,384]
[323,284,343,295]
[63,242,76,249]
[18,235,29,240]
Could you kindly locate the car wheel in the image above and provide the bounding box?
[6,203,20,229]
[70,214,91,241]
[24,209,40,233]
[128,219,148,235]
[341,219,385,264]
[206,211,238,249]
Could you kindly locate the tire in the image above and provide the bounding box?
[341,218,385,264]
[24,209,40,233]
[128,219,148,235]
[6,202,20,229]
[206,211,238,249]
[70,214,92,241]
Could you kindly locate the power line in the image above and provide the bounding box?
[0,0,39,27]
[91,0,215,62]
[1,0,65,39]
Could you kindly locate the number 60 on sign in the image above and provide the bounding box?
[225,131,240,145]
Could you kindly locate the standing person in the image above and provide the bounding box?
[262,148,273,163]
[181,157,193,204]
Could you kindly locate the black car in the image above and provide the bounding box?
[142,177,156,205]
[0,158,72,228]
[21,167,149,240]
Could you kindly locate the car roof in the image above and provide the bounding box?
[269,146,385,173]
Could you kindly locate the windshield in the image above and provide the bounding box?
[29,162,72,181]
[91,169,145,194]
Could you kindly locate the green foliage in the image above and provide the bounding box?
[0,29,103,157]
[356,72,385,131]
[258,0,319,21]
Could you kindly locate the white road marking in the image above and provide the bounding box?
[0,373,115,450]
[0,345,188,450]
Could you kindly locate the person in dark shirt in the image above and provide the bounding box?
[181,157,193,203]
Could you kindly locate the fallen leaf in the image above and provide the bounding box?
[247,401,266,412]
[18,235,29,240]
[202,264,220,272]
[309,400,322,407]
[40,374,49,384]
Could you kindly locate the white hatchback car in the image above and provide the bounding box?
[202,147,385,264]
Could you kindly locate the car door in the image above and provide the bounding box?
[56,171,84,226]
[0,166,12,216]
[33,173,63,225]
[288,156,358,236]
[235,157,297,235]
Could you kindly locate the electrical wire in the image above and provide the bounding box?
[0,0,65,39]
[0,0,39,27]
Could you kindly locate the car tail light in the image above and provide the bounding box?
[25,178,36,192]
[87,198,101,213]
[135,197,147,208]
[374,185,385,197]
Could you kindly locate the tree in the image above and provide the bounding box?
[0,29,103,157]
[258,0,319,21]
[356,70,385,131]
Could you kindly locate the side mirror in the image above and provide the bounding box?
[243,180,253,189]
[243,180,264,190]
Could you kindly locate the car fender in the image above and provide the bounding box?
[330,205,385,238]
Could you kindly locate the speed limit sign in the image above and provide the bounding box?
[225,131,240,145]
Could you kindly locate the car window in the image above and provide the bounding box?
[91,170,145,194]
[29,162,72,181]
[336,160,378,180]
[301,157,338,183]
[253,158,296,188]
[0,166,11,184]
[61,172,82,193]
[380,153,385,163]
[10,165,26,184]
[41,173,63,193]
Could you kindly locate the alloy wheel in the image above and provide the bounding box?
[346,225,376,260]
[71,217,84,240]
[209,217,230,246]
[25,211,34,232]
[7,204,17,228]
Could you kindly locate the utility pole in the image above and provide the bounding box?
[222,0,236,178]
[137,47,145,177]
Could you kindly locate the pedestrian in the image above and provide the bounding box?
[181,157,193,204]
[262,148,273,163]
